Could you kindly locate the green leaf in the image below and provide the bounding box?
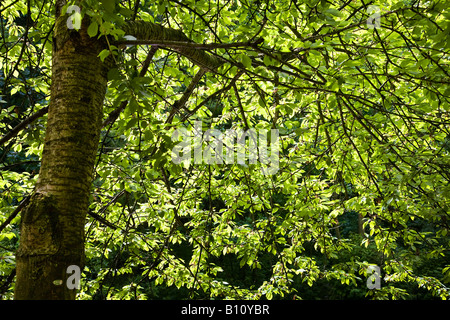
[101,0,116,13]
[107,68,121,81]
[324,8,343,17]
[87,21,98,37]
[263,55,274,66]
[119,7,134,18]
[100,21,113,34]
[98,49,110,61]
[343,59,362,67]
[128,98,140,115]
[157,2,166,15]
[240,54,252,69]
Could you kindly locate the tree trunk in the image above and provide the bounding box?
[14,6,221,300]
[14,12,109,299]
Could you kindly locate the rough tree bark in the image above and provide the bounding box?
[14,10,110,299]
[14,5,222,300]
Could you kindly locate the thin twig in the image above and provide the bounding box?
[166,68,207,125]
[0,195,31,233]
[114,38,263,50]
[0,106,48,146]
[102,46,158,128]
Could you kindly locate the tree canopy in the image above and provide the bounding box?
[1,0,449,300]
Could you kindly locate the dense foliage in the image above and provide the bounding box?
[1,0,449,299]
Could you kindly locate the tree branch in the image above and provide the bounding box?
[86,190,126,230]
[0,106,48,146]
[102,46,158,128]
[0,195,31,233]
[165,68,206,125]
[120,20,225,71]
[181,70,244,122]
[87,210,118,230]
[114,38,263,50]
